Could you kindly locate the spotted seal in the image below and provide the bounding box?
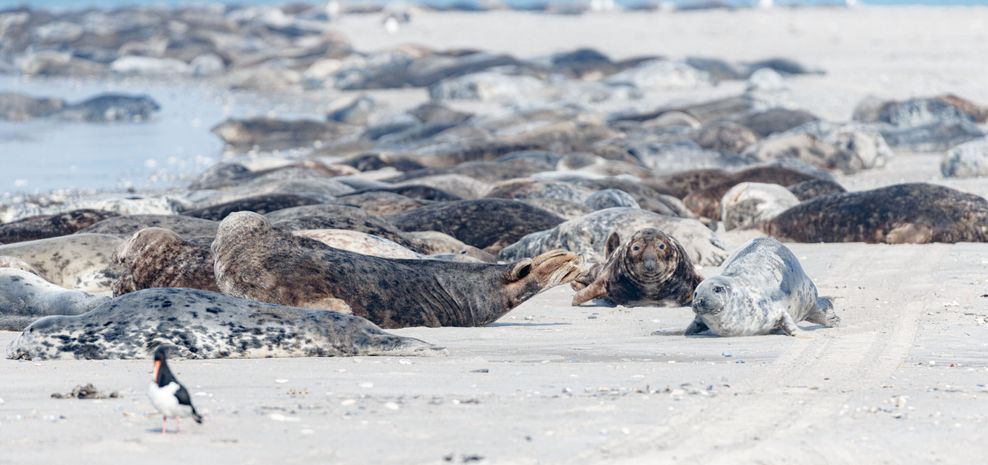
[571,228,702,307]
[0,234,123,293]
[0,268,109,330]
[499,208,728,266]
[0,209,118,244]
[7,288,442,360]
[113,228,219,296]
[761,183,988,243]
[80,214,219,239]
[389,199,565,252]
[720,182,800,231]
[687,237,839,336]
[212,212,580,328]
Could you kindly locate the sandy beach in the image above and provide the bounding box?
[2,5,988,465]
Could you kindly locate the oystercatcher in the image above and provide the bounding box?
[148,346,203,433]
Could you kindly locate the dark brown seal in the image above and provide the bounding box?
[571,228,702,307]
[786,179,846,201]
[683,165,822,218]
[388,199,564,252]
[0,209,118,244]
[211,212,581,328]
[761,183,988,244]
[113,227,219,296]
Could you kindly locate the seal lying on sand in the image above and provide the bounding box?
[683,164,823,218]
[212,212,580,328]
[0,234,123,293]
[687,237,839,337]
[113,228,219,295]
[81,214,219,238]
[389,199,565,252]
[499,208,728,266]
[0,268,109,331]
[571,228,702,307]
[7,288,442,360]
[761,183,988,244]
[0,209,117,244]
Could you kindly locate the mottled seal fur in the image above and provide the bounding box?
[687,237,839,337]
[113,228,218,296]
[720,182,800,231]
[0,268,109,330]
[81,214,219,238]
[293,229,421,259]
[7,288,442,360]
[182,193,326,221]
[584,189,640,211]
[0,209,118,244]
[403,231,497,263]
[571,228,702,307]
[499,208,728,266]
[0,234,123,293]
[337,191,430,217]
[683,165,823,218]
[212,212,580,328]
[265,204,416,249]
[786,179,846,201]
[389,199,565,252]
[761,183,988,244]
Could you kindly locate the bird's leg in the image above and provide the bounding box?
[161,416,167,434]
[177,416,181,433]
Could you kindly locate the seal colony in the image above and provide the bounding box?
[3,3,988,370]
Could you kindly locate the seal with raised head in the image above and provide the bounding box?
[0,268,109,330]
[0,234,123,292]
[113,228,219,296]
[212,212,580,328]
[686,237,839,337]
[0,209,118,244]
[7,288,442,360]
[761,183,988,244]
[571,228,702,307]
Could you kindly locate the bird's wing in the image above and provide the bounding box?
[174,383,194,407]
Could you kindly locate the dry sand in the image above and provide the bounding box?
[3,6,988,465]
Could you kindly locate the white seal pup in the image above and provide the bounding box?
[686,237,839,336]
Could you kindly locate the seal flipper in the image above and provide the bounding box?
[684,316,709,336]
[572,278,607,306]
[805,297,840,327]
[777,311,800,336]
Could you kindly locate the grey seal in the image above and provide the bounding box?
[687,237,839,337]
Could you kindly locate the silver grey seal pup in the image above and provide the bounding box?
[686,237,839,337]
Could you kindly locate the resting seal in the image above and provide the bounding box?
[81,214,219,238]
[0,234,123,293]
[0,268,109,330]
[212,212,580,328]
[0,209,118,244]
[761,183,988,243]
[7,288,442,360]
[571,228,702,307]
[687,237,839,337]
[113,228,219,296]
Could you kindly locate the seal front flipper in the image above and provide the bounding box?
[684,316,709,336]
[777,311,800,336]
[572,278,607,306]
[805,296,840,328]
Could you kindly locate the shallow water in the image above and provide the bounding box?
[0,76,325,195]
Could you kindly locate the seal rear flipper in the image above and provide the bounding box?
[806,296,840,328]
[683,316,709,336]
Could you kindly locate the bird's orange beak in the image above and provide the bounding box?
[153,361,160,381]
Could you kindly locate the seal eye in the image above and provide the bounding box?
[658,244,666,250]
[714,286,724,294]
[631,244,641,252]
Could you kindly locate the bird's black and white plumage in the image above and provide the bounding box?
[148,346,202,433]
